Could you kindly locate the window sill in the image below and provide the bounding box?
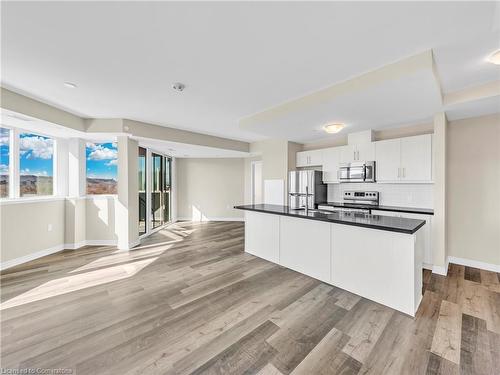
[0,196,66,205]
[85,194,118,199]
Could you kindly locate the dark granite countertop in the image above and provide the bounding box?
[234,204,426,234]
[318,202,434,215]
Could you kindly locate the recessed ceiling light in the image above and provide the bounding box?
[64,81,77,88]
[487,50,500,65]
[172,82,185,92]
[323,123,345,134]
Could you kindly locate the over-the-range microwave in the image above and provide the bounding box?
[338,161,376,183]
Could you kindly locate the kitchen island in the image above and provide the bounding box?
[234,204,426,316]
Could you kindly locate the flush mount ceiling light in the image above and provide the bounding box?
[172,82,185,92]
[487,50,500,65]
[64,81,77,88]
[323,123,345,134]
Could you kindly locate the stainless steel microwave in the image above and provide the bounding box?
[338,161,376,183]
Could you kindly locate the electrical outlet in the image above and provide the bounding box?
[48,224,53,232]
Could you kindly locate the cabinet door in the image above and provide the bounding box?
[401,135,432,182]
[372,210,433,267]
[356,142,375,161]
[296,151,309,167]
[340,145,356,163]
[322,147,340,183]
[280,216,331,283]
[245,211,280,263]
[308,149,323,166]
[375,139,401,182]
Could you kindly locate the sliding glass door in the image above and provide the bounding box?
[139,149,173,236]
[151,152,164,229]
[163,157,172,224]
[138,147,147,236]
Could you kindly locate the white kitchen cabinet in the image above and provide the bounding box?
[244,211,280,263]
[296,149,323,167]
[375,138,401,182]
[400,135,432,182]
[340,144,374,163]
[322,147,341,183]
[374,134,432,183]
[279,216,331,283]
[372,210,433,268]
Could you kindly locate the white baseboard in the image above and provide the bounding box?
[448,256,500,273]
[177,217,244,222]
[1,239,120,270]
[0,244,65,271]
[432,264,448,276]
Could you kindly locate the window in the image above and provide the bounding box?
[138,147,147,235]
[86,142,117,194]
[0,127,10,198]
[19,132,54,197]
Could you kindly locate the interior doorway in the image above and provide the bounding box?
[251,161,263,205]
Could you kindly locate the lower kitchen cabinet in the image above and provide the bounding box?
[279,216,331,283]
[244,211,280,263]
[372,210,433,268]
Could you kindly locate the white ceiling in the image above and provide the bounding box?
[1,1,499,143]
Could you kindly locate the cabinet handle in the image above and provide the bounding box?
[403,167,406,178]
[357,150,360,160]
[397,167,400,178]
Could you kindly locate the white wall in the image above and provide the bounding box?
[176,158,245,220]
[447,113,500,267]
[0,199,65,265]
[85,196,118,243]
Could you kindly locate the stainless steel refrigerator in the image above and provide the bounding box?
[288,170,327,209]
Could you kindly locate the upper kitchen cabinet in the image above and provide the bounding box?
[296,149,323,167]
[340,143,375,163]
[400,134,432,182]
[375,134,432,183]
[322,147,341,183]
[375,138,401,182]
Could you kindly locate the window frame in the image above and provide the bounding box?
[0,125,57,200]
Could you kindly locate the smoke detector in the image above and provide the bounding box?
[172,82,185,92]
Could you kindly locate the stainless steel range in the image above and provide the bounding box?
[318,190,379,214]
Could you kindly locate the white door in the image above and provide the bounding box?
[322,147,340,183]
[401,135,432,182]
[375,139,401,182]
[251,161,263,204]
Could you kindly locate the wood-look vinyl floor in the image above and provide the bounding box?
[1,221,499,375]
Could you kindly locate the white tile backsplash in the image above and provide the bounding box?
[327,183,433,208]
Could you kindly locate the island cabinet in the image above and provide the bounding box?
[279,216,331,283]
[331,224,423,316]
[242,209,425,316]
[244,211,280,263]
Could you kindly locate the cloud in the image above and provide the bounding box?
[0,130,10,146]
[0,164,8,174]
[105,159,117,167]
[88,144,117,161]
[20,135,53,159]
[20,168,48,176]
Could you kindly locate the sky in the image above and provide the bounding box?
[86,142,118,180]
[0,128,9,175]
[19,133,54,177]
[0,131,117,180]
